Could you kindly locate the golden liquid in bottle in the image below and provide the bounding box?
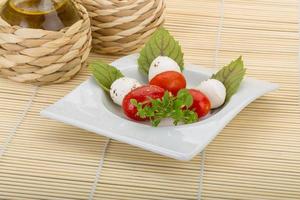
[0,0,80,31]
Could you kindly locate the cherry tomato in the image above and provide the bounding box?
[122,85,165,121]
[149,71,186,95]
[188,89,211,118]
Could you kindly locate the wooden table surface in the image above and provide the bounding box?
[0,0,299,199]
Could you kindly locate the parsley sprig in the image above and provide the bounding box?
[130,89,198,127]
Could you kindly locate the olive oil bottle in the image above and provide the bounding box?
[0,0,80,31]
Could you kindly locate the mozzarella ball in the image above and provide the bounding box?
[148,56,181,81]
[110,77,141,106]
[196,79,226,109]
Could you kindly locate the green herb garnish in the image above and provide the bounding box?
[89,60,124,92]
[130,89,198,127]
[212,56,246,102]
[138,27,184,75]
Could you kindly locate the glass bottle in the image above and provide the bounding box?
[0,0,80,31]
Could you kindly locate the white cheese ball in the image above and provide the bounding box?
[196,79,226,109]
[110,77,141,106]
[148,56,181,81]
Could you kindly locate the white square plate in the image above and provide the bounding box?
[41,54,278,161]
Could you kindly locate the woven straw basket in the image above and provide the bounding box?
[80,0,166,55]
[0,2,92,85]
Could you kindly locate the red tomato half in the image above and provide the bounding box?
[188,89,211,118]
[149,71,186,95]
[122,85,165,121]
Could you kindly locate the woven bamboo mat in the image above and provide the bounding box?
[0,0,299,199]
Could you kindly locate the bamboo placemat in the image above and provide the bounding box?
[0,0,299,199]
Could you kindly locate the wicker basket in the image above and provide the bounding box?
[80,0,166,55]
[0,2,92,85]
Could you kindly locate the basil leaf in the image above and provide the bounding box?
[89,60,124,92]
[138,27,184,75]
[211,56,246,102]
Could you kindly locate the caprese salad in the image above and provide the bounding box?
[89,27,246,126]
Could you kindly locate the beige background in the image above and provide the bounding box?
[0,0,299,199]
